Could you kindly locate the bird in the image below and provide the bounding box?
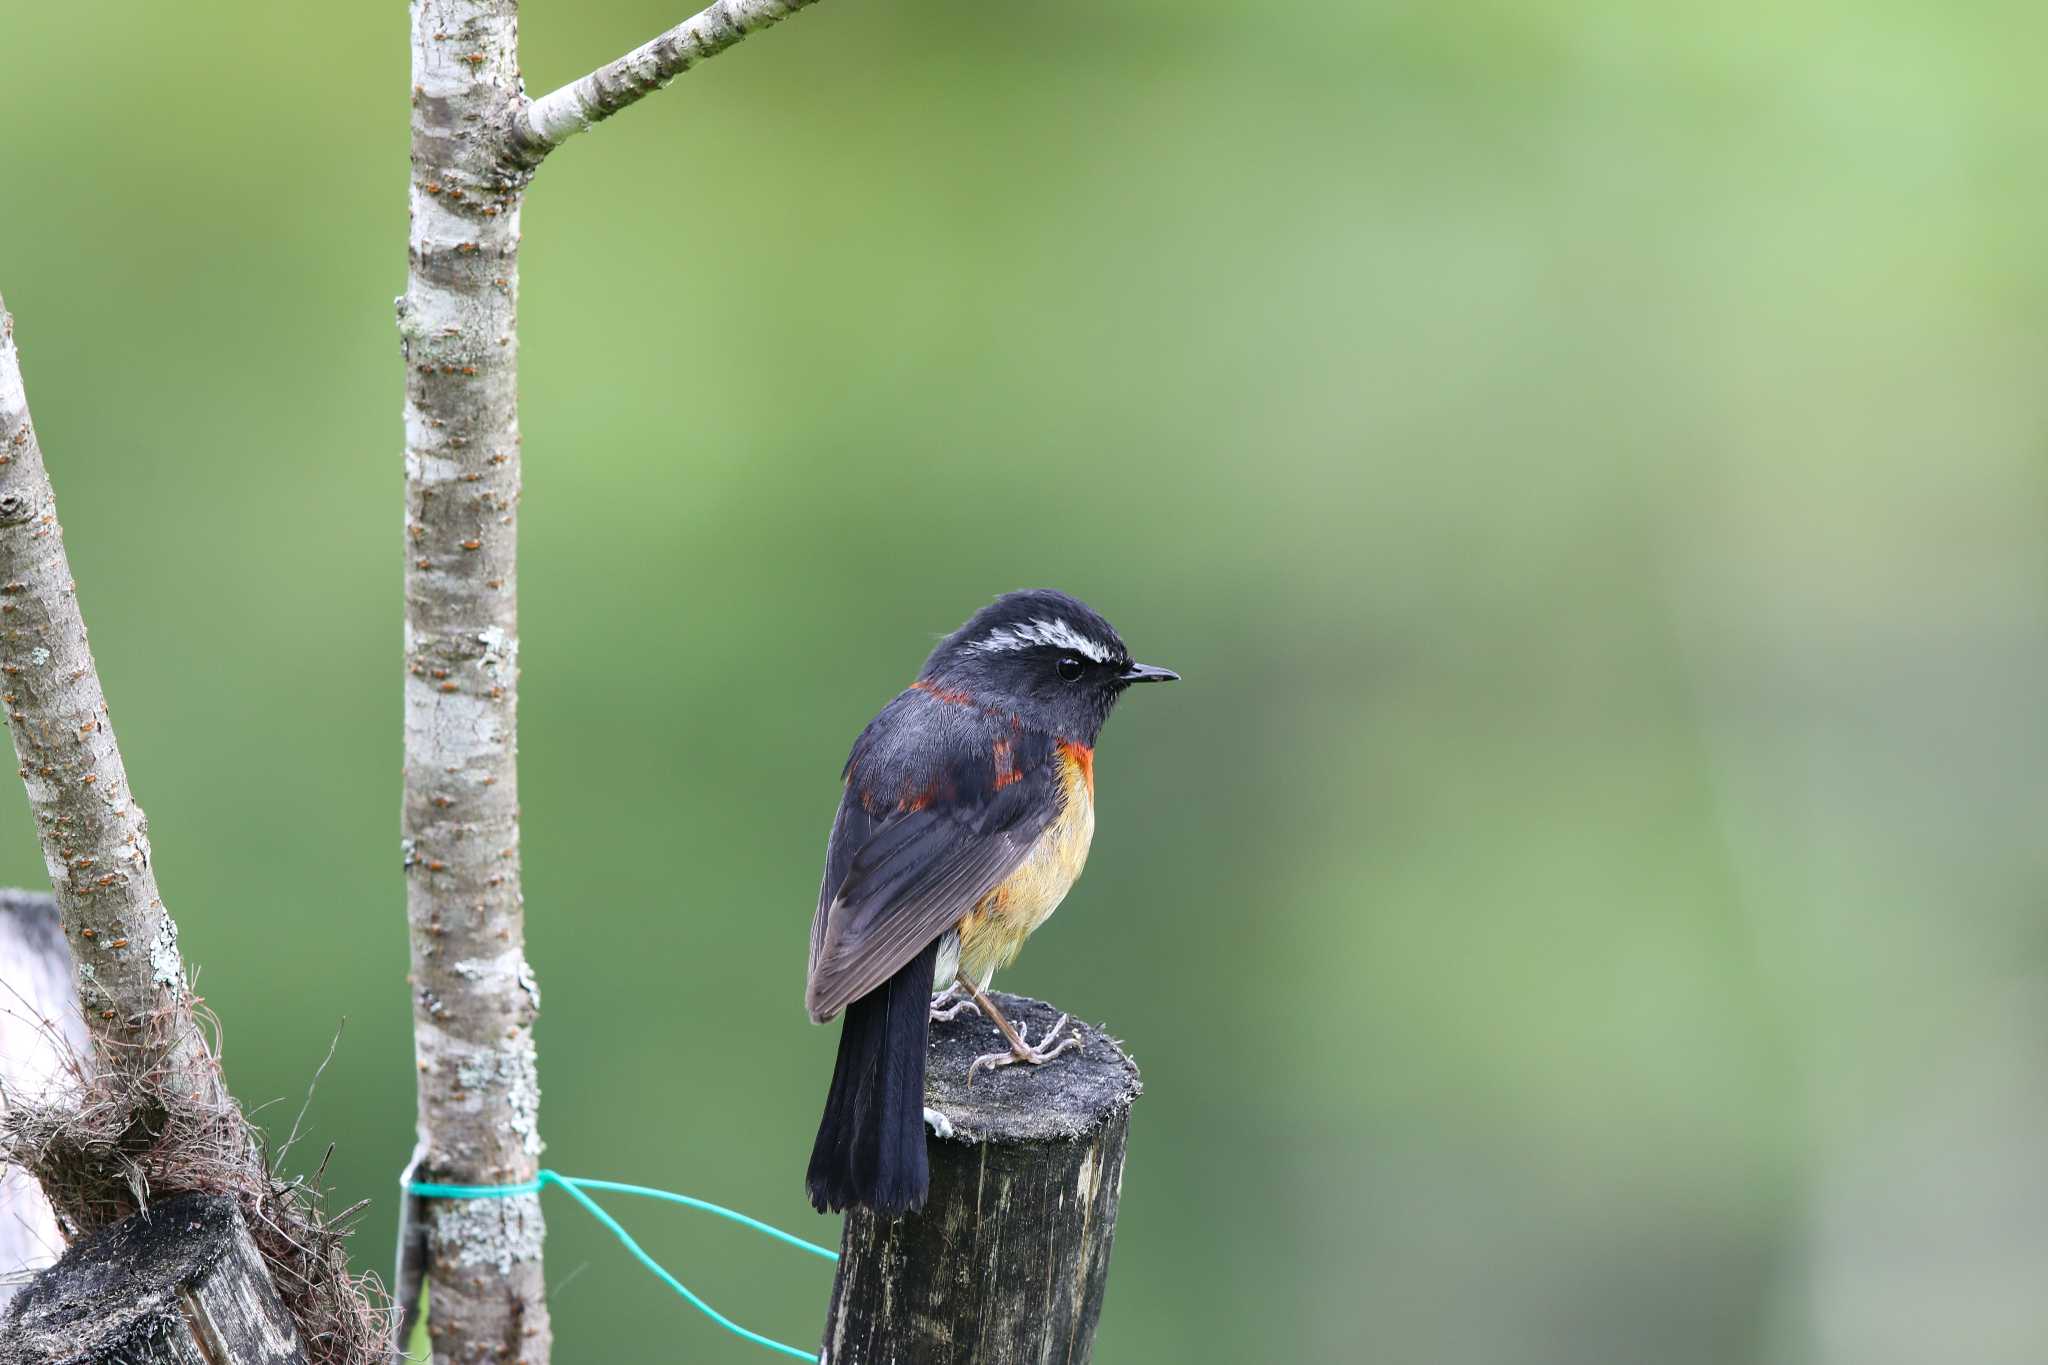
[804,589,1177,1216]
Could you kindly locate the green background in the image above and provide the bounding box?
[3,1,2046,1360]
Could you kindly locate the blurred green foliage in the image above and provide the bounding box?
[3,0,2046,1360]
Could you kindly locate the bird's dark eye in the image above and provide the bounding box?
[1056,656,1084,681]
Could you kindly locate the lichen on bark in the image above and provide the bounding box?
[394,0,862,1358]
[400,3,550,1361]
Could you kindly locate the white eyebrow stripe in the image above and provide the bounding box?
[968,617,1116,663]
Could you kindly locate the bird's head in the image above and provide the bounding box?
[919,589,1178,744]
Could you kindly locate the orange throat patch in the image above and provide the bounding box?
[954,740,1098,984]
[1057,741,1094,796]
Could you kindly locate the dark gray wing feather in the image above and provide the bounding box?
[804,691,1054,1021]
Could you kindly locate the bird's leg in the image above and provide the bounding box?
[928,982,978,1022]
[963,978,1083,1084]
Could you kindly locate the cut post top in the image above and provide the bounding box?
[923,992,1141,1145]
[0,1192,306,1365]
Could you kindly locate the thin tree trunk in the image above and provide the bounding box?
[394,2,851,1359]
[399,4,548,1362]
[0,295,381,1365]
[0,297,217,1099]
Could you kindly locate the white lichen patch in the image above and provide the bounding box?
[476,625,517,677]
[434,1192,545,1275]
[148,914,184,990]
[447,949,520,985]
[29,646,48,667]
[450,1033,543,1157]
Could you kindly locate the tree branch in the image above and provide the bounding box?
[0,292,386,1365]
[0,295,211,1088]
[507,0,821,169]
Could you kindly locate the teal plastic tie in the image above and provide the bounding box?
[407,1168,835,1362]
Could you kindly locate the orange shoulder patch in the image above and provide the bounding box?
[910,678,975,707]
[992,739,1021,790]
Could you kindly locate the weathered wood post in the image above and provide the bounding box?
[820,992,1142,1365]
[0,1193,306,1364]
[0,890,82,1307]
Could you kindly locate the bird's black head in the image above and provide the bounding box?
[919,589,1178,744]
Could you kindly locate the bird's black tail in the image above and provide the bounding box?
[806,939,939,1216]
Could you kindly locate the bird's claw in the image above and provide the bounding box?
[929,985,980,1023]
[966,1014,1084,1085]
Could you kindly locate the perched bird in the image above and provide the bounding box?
[804,589,1177,1216]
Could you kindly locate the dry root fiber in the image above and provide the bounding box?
[0,1003,387,1365]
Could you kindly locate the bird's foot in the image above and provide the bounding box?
[929,984,980,1023]
[967,1014,1084,1084]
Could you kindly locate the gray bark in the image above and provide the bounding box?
[820,993,1142,1365]
[0,890,83,1306]
[0,295,375,1365]
[394,0,849,1358]
[0,298,214,1094]
[509,0,822,167]
[391,1,854,1358]
[399,4,549,1362]
[0,1192,305,1364]
[0,300,242,1195]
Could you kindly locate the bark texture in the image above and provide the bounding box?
[0,1192,306,1365]
[0,890,83,1305]
[0,299,211,1090]
[0,298,379,1365]
[394,0,850,1357]
[820,993,1142,1365]
[509,0,821,167]
[399,4,548,1362]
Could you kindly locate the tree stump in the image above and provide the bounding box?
[820,992,1142,1365]
[0,1192,306,1364]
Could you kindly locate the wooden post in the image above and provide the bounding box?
[0,1192,306,1364]
[0,889,83,1307]
[820,992,1142,1365]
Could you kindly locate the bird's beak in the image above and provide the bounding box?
[1118,662,1179,685]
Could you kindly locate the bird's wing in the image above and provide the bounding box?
[805,697,1054,1021]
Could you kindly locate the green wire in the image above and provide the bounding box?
[407,1168,835,1362]
[549,1176,839,1263]
[407,1178,545,1198]
[544,1177,822,1363]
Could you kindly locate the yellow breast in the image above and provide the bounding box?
[956,742,1095,985]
